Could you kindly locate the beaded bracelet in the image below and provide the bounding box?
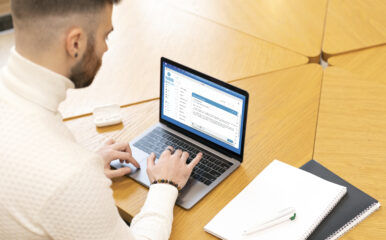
[152,179,181,191]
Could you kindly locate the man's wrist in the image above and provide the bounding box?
[151,179,181,191]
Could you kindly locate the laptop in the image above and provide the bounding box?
[111,57,249,209]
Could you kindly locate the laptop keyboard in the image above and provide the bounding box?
[133,127,233,186]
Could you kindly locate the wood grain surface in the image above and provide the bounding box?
[323,0,386,58]
[314,67,386,240]
[0,0,10,15]
[59,0,308,119]
[328,45,386,85]
[163,0,328,61]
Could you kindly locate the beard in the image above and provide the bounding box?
[69,37,102,89]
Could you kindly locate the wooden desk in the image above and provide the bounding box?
[328,45,386,85]
[163,0,328,62]
[323,0,386,59]
[65,64,323,239]
[0,0,10,16]
[314,67,386,240]
[59,0,308,119]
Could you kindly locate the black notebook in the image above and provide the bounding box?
[301,160,381,240]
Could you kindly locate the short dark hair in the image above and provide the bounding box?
[11,0,121,20]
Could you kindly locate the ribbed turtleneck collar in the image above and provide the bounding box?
[1,47,75,113]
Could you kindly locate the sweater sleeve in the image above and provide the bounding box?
[130,184,178,240]
[38,160,178,240]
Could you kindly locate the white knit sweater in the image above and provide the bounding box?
[0,48,178,240]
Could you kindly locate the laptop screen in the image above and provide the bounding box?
[160,59,247,155]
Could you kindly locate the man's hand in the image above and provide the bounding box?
[146,146,202,189]
[97,139,140,179]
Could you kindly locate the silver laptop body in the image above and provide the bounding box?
[111,57,249,209]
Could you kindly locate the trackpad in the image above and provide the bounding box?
[128,157,151,187]
[178,179,195,200]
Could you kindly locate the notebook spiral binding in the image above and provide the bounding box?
[326,202,381,240]
[301,188,348,240]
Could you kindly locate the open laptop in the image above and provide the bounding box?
[111,57,249,209]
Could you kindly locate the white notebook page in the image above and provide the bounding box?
[204,160,347,240]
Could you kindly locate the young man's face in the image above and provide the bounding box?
[70,4,114,89]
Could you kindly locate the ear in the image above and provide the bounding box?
[65,27,86,59]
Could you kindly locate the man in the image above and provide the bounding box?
[0,0,202,239]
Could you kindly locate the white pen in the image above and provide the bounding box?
[243,207,296,236]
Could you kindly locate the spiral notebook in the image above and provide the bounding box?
[204,160,347,240]
[301,160,381,240]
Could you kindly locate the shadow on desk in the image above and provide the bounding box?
[0,14,12,32]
